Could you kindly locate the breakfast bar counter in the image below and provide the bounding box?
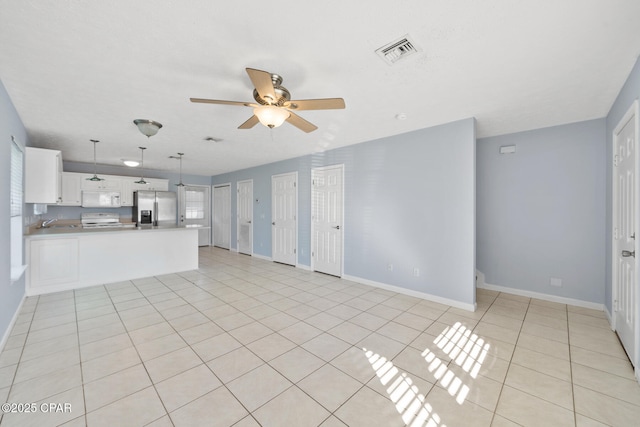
[25,225,199,296]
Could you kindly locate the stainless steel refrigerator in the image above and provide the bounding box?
[133,191,177,226]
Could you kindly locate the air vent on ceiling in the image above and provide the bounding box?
[375,35,419,65]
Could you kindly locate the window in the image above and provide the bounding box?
[10,138,22,217]
[10,136,26,282]
[185,189,205,219]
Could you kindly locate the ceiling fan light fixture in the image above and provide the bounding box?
[133,119,163,137]
[254,105,290,129]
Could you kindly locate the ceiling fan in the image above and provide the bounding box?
[190,68,345,133]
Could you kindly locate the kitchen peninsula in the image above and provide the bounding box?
[25,225,198,296]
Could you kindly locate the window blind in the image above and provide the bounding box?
[10,138,23,217]
[185,189,205,219]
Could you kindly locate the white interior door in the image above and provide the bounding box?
[237,179,253,255]
[179,185,211,246]
[213,184,231,249]
[613,100,639,370]
[272,172,297,265]
[312,165,343,276]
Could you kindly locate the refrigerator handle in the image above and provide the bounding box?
[154,200,158,226]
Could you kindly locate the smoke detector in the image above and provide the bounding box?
[376,35,419,65]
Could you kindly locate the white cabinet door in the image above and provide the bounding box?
[130,178,169,192]
[59,172,82,206]
[146,178,169,191]
[120,179,133,206]
[81,175,120,191]
[29,238,79,289]
[25,147,62,204]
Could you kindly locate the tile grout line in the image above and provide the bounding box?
[480,291,526,427]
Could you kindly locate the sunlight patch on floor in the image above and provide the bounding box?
[364,322,491,425]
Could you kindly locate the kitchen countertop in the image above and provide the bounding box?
[26,223,201,237]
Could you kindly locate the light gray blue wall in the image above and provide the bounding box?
[0,80,28,342]
[605,56,640,313]
[213,118,477,306]
[477,119,606,304]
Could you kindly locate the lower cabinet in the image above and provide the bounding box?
[26,228,198,295]
[28,238,79,289]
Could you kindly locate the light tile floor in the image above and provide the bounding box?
[1,247,640,426]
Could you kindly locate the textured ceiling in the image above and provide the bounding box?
[1,1,639,176]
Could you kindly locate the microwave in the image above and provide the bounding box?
[81,191,121,208]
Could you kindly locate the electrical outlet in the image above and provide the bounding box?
[550,277,562,287]
[387,263,393,271]
[413,268,420,277]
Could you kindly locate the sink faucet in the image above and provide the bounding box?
[40,218,57,228]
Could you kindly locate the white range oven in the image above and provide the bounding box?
[81,213,135,229]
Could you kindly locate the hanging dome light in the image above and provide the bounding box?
[87,139,105,181]
[169,152,185,187]
[133,119,163,137]
[134,147,148,184]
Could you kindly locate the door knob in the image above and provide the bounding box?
[622,250,635,258]
[272,222,275,226]
[332,225,340,230]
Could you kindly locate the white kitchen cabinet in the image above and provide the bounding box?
[147,178,169,191]
[28,237,79,289]
[131,177,169,192]
[59,172,83,206]
[25,147,62,204]
[81,174,121,191]
[120,179,134,206]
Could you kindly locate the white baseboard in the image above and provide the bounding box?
[604,305,614,330]
[252,253,272,262]
[479,282,604,311]
[0,294,26,353]
[343,274,476,312]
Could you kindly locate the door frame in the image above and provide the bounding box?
[611,99,640,379]
[236,179,253,255]
[272,171,298,266]
[213,183,232,249]
[310,164,345,276]
[178,183,212,246]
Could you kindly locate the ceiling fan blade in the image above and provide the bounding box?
[238,115,260,129]
[285,98,346,111]
[190,98,254,107]
[246,68,277,103]
[286,112,318,133]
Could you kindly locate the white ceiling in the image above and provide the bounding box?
[1,1,639,176]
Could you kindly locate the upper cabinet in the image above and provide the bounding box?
[56,172,169,206]
[59,172,82,206]
[25,147,62,204]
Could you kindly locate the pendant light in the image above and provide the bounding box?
[134,147,147,184]
[169,152,185,187]
[86,139,105,181]
[132,118,162,185]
